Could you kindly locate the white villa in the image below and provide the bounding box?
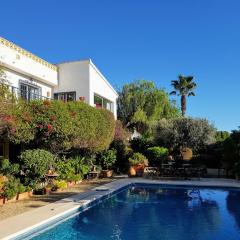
[0,37,118,118]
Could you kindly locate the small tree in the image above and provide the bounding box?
[154,118,216,152]
[99,149,117,170]
[19,149,56,187]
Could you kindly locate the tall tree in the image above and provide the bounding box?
[170,75,197,117]
[117,80,180,134]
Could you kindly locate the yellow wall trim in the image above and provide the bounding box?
[0,37,58,71]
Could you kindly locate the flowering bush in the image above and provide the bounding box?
[2,100,115,153]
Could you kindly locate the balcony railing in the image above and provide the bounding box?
[1,82,52,101]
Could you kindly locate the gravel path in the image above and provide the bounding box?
[0,179,113,221]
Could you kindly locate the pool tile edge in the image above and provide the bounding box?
[1,178,240,240]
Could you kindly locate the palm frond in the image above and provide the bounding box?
[170,91,177,95]
[186,76,194,83]
[188,92,195,97]
[171,80,179,87]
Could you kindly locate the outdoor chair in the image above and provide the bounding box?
[144,166,159,178]
[161,162,176,177]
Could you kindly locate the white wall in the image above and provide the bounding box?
[0,37,58,87]
[55,60,118,118]
[89,60,118,118]
[54,61,90,103]
[3,68,53,99]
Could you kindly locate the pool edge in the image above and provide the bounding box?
[1,178,240,240]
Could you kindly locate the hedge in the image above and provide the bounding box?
[2,99,115,153]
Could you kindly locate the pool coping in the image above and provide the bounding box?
[1,178,240,240]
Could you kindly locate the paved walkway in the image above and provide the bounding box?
[0,178,240,240]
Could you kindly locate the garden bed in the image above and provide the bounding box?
[0,179,113,221]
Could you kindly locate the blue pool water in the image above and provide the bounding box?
[23,184,240,240]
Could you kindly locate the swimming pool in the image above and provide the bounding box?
[16,184,240,240]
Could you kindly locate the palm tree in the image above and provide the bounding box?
[170,75,197,117]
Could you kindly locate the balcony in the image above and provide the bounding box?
[1,82,51,101]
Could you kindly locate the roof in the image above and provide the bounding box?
[0,36,57,71]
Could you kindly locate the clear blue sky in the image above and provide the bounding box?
[1,0,239,132]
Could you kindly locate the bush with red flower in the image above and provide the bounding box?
[1,98,115,154]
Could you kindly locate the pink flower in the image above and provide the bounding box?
[47,124,53,132]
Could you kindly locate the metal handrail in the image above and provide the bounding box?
[0,81,53,101]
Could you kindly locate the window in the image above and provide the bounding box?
[94,94,113,112]
[19,81,41,101]
[54,92,76,102]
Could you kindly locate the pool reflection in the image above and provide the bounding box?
[32,186,240,240]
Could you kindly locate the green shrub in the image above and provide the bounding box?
[110,139,129,173]
[56,160,76,182]
[129,153,148,166]
[0,175,5,190]
[1,176,21,200]
[19,149,56,186]
[147,147,169,166]
[68,101,115,152]
[56,156,90,182]
[68,156,90,177]
[4,100,115,153]
[0,158,19,176]
[53,180,67,190]
[99,149,117,170]
[18,183,26,194]
[130,138,153,155]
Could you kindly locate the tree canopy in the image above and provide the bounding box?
[154,117,216,152]
[117,80,180,134]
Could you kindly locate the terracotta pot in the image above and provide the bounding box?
[101,170,113,178]
[55,188,63,192]
[67,182,74,187]
[133,164,145,177]
[129,166,137,177]
[0,197,5,205]
[45,187,52,195]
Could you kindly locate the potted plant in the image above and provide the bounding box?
[99,149,117,178]
[52,180,67,192]
[129,152,148,177]
[146,147,169,167]
[1,176,19,203]
[44,183,54,195]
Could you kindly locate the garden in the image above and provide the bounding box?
[0,75,240,205]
